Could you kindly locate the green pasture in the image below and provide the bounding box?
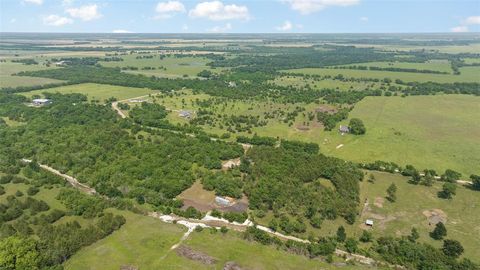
[21,83,158,102]
[161,230,374,270]
[284,66,480,83]
[64,211,186,270]
[339,60,453,73]
[357,171,480,262]
[273,75,391,91]
[99,54,224,78]
[320,95,480,176]
[0,61,62,88]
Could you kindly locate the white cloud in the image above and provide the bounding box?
[208,23,232,32]
[23,0,43,5]
[464,16,480,25]
[360,16,368,21]
[276,20,293,31]
[189,1,250,21]
[450,26,468,33]
[66,4,102,21]
[43,14,73,26]
[10,18,17,23]
[282,0,359,15]
[113,29,133,33]
[155,1,186,19]
[182,24,189,31]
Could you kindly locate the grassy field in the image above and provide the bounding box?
[100,54,224,78]
[339,60,453,73]
[320,95,480,176]
[0,61,62,88]
[21,83,158,102]
[284,66,480,83]
[138,91,480,176]
[357,171,480,262]
[273,75,393,91]
[161,230,374,270]
[64,210,187,270]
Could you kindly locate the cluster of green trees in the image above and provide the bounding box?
[316,108,349,131]
[11,58,38,65]
[245,146,362,229]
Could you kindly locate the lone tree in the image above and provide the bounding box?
[386,183,397,202]
[336,226,346,242]
[408,227,420,242]
[349,118,366,135]
[470,174,480,191]
[440,182,457,199]
[431,222,447,240]
[442,239,464,258]
[368,174,376,183]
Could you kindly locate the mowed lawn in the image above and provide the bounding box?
[64,210,186,270]
[0,61,62,88]
[322,95,480,176]
[21,83,158,102]
[356,171,480,262]
[284,66,480,83]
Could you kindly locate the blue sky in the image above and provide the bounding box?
[1,0,479,33]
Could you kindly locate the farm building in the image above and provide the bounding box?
[215,196,234,206]
[339,125,350,133]
[365,219,374,226]
[178,110,193,119]
[32,98,51,106]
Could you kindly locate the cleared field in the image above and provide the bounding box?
[357,171,480,262]
[64,210,187,270]
[321,95,480,176]
[144,92,480,176]
[100,55,224,78]
[273,75,391,91]
[161,230,374,270]
[21,83,158,102]
[284,66,480,83]
[339,60,453,73]
[0,61,62,88]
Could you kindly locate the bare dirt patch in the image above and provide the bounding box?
[120,265,138,270]
[176,245,217,265]
[224,261,247,270]
[315,105,338,114]
[374,197,384,208]
[295,125,310,131]
[423,209,448,226]
[222,158,241,170]
[177,181,216,212]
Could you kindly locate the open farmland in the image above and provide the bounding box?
[284,66,480,83]
[321,95,480,176]
[21,83,158,102]
[0,61,62,88]
[99,54,224,78]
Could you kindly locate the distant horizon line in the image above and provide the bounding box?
[1,31,480,35]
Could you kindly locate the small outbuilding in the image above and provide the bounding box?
[32,98,51,106]
[365,219,374,226]
[339,125,350,133]
[178,110,193,119]
[215,196,234,206]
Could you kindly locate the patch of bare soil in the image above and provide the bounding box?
[224,261,247,270]
[222,158,241,170]
[315,105,338,114]
[374,197,384,208]
[176,245,217,265]
[120,265,138,270]
[423,209,447,226]
[295,125,310,131]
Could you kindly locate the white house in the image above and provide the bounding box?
[365,219,374,226]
